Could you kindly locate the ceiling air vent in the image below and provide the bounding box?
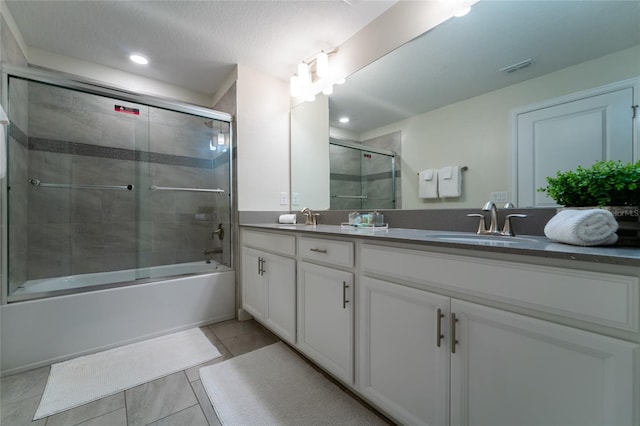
[499,58,533,73]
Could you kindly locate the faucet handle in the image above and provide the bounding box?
[502,214,527,236]
[467,213,487,234]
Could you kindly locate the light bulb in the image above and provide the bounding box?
[316,51,329,78]
[322,85,333,95]
[454,6,471,17]
[298,63,311,85]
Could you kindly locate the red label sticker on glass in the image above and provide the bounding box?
[114,105,140,115]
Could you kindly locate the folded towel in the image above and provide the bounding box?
[438,165,461,198]
[419,169,438,198]
[544,209,619,246]
[278,214,297,224]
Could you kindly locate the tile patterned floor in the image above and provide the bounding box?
[0,320,390,426]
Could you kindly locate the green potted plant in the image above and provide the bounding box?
[538,160,640,245]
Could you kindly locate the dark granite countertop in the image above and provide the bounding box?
[241,223,640,267]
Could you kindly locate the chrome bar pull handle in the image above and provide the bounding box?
[342,281,349,309]
[310,248,327,254]
[451,313,459,354]
[257,257,262,275]
[436,308,445,348]
[260,258,266,275]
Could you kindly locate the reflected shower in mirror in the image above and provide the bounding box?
[291,0,640,210]
[329,132,400,210]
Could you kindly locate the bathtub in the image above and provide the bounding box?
[11,260,231,300]
[1,265,235,375]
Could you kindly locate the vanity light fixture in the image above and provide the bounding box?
[316,51,329,78]
[217,133,225,145]
[298,62,311,86]
[129,53,149,65]
[290,48,339,101]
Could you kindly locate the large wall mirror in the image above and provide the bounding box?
[290,0,640,211]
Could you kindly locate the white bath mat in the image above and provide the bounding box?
[199,342,388,425]
[34,327,221,420]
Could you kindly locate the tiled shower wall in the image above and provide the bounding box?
[7,79,230,286]
[330,131,401,211]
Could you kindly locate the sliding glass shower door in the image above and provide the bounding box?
[6,72,232,301]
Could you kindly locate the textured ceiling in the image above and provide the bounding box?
[5,0,396,95]
[329,0,640,133]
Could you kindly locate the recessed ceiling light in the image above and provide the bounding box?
[129,54,149,65]
[339,117,350,124]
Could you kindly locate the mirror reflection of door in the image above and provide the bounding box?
[515,80,637,207]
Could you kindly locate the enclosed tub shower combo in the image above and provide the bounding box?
[0,66,235,374]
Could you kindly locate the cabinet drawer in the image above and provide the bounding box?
[242,229,295,257]
[299,237,354,268]
[361,244,639,333]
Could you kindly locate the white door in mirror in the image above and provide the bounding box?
[515,83,635,207]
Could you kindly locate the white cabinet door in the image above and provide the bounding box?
[263,253,296,344]
[359,277,450,426]
[241,247,296,343]
[297,261,353,383]
[450,299,639,426]
[241,247,264,320]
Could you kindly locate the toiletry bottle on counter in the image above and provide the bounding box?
[348,211,361,225]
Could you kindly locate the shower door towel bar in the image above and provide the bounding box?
[150,185,225,193]
[331,195,368,199]
[29,178,133,191]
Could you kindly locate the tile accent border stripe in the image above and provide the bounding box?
[9,121,29,149]
[28,137,229,169]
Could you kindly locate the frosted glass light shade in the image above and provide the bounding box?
[298,63,311,85]
[316,52,329,78]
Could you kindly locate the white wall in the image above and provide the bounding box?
[360,45,640,210]
[236,64,291,211]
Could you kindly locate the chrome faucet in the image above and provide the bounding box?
[467,201,527,236]
[300,207,319,225]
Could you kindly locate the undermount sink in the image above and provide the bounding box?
[429,233,532,246]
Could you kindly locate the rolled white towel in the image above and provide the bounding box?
[278,214,297,224]
[544,209,618,246]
